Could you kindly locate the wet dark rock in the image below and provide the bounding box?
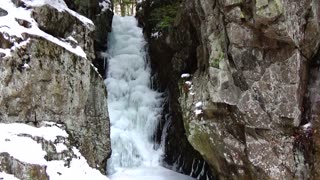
[305,52,320,179]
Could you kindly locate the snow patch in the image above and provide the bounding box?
[302,122,311,129]
[0,122,108,180]
[181,73,190,78]
[151,32,160,38]
[195,102,203,108]
[22,63,30,69]
[55,143,68,153]
[0,172,20,180]
[22,0,94,26]
[194,109,203,116]
[90,63,103,79]
[185,81,192,86]
[0,0,88,58]
[99,0,112,12]
[46,148,108,180]
[0,135,47,165]
[67,36,78,43]
[0,48,11,57]
[0,123,68,141]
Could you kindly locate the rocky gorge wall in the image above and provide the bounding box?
[0,0,113,178]
[65,0,113,77]
[137,0,320,179]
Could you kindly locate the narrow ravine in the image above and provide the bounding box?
[105,15,194,180]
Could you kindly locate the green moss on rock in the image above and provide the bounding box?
[210,51,224,69]
[256,0,282,19]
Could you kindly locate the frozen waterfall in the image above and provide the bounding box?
[105,16,194,180]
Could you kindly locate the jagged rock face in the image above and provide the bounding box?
[0,35,110,174]
[138,0,320,179]
[31,5,96,60]
[137,1,216,180]
[65,0,113,77]
[0,0,112,177]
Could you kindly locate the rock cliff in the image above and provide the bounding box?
[138,0,320,179]
[64,0,113,77]
[0,0,113,178]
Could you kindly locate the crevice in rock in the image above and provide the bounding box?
[300,47,320,178]
[222,9,250,92]
[136,1,217,179]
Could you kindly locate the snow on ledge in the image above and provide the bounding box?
[0,38,30,58]
[22,0,94,27]
[0,122,109,180]
[0,0,88,58]
[0,172,20,180]
[0,48,11,57]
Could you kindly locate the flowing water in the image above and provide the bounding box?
[105,15,194,180]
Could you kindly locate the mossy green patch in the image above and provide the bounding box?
[149,1,181,32]
[256,0,282,18]
[210,51,224,68]
[274,0,283,12]
[28,166,48,180]
[187,121,220,168]
[188,123,213,155]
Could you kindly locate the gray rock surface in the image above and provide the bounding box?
[0,152,49,180]
[0,0,111,176]
[65,0,114,77]
[138,0,320,179]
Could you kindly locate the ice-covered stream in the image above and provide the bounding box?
[105,16,194,180]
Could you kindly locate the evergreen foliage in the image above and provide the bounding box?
[149,0,181,32]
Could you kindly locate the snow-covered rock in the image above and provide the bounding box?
[0,0,90,59]
[64,0,113,78]
[0,0,111,177]
[0,122,109,180]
